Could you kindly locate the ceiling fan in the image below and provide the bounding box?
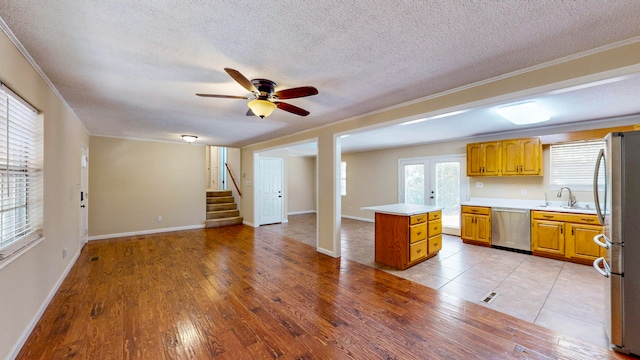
[196,68,318,118]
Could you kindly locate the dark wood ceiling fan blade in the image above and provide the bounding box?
[224,68,258,93]
[196,93,250,99]
[246,108,255,116]
[274,86,318,100]
[275,102,310,116]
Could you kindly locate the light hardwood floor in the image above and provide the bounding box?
[17,225,630,359]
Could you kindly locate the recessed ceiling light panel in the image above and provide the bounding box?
[497,101,551,125]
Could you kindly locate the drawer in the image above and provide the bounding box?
[532,211,599,225]
[410,223,427,243]
[428,211,441,221]
[461,206,490,215]
[428,234,442,254]
[410,214,427,225]
[409,240,427,262]
[428,220,441,236]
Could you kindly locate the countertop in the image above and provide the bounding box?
[361,203,442,216]
[461,197,598,215]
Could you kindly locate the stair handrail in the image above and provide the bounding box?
[225,162,242,197]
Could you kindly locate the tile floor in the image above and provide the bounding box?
[262,213,609,349]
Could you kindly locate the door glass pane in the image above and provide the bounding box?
[435,162,460,228]
[404,164,424,204]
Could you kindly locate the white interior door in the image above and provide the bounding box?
[80,145,89,246]
[210,146,219,189]
[399,159,432,205]
[259,157,283,225]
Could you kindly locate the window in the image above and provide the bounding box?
[550,140,604,191]
[340,161,347,196]
[0,84,43,261]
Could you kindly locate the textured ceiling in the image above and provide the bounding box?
[1,1,640,148]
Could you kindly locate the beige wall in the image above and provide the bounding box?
[341,116,640,221]
[0,29,90,358]
[241,41,640,255]
[89,136,206,237]
[287,156,316,214]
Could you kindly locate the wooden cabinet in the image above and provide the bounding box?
[531,211,603,265]
[466,137,542,176]
[501,138,542,176]
[461,206,491,246]
[467,142,500,176]
[374,210,442,270]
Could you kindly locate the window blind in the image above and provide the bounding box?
[549,140,605,191]
[0,84,43,259]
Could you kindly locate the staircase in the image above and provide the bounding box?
[205,190,243,228]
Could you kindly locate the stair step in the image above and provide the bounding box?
[207,190,232,197]
[207,203,237,212]
[207,196,234,204]
[207,210,240,220]
[206,217,243,228]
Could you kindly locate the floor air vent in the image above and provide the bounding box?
[89,256,100,262]
[481,291,498,304]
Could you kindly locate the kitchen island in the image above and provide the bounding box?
[362,204,442,270]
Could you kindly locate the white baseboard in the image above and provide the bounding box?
[317,246,339,258]
[88,224,205,241]
[242,220,256,227]
[341,215,374,223]
[287,210,317,215]
[8,246,82,360]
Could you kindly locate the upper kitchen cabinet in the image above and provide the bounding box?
[466,137,542,176]
[501,138,542,176]
[466,142,500,176]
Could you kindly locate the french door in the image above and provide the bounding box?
[399,156,467,234]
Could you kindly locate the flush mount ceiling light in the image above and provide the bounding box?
[497,101,551,125]
[247,99,278,118]
[182,135,198,143]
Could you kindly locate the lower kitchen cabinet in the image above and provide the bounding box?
[374,210,442,270]
[461,206,491,246]
[531,211,603,265]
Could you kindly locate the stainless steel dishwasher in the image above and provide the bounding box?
[491,208,531,253]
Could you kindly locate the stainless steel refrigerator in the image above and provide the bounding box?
[593,130,640,355]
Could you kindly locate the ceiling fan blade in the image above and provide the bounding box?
[274,86,318,100]
[275,102,310,116]
[224,68,258,93]
[196,93,250,99]
[246,108,255,116]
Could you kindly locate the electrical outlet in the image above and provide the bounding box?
[157,215,163,222]
[521,189,527,196]
[62,248,67,258]
[476,182,483,188]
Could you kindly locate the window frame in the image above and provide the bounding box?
[340,161,347,196]
[0,84,43,267]
[549,140,605,191]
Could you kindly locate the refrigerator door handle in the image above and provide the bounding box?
[593,148,606,225]
[593,233,610,249]
[593,257,610,278]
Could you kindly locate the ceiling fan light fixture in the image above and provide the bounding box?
[248,99,277,118]
[182,135,198,143]
[497,101,551,125]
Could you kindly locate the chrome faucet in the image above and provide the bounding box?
[557,187,576,207]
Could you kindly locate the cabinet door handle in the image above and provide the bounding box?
[560,227,563,234]
[581,218,595,222]
[416,249,422,253]
[571,227,574,236]
[417,232,422,235]
[543,215,554,218]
